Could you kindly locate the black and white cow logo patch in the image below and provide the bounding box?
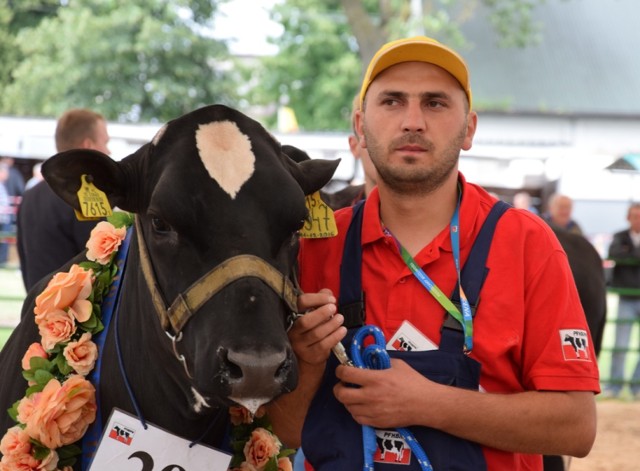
[374,430,411,465]
[559,329,591,361]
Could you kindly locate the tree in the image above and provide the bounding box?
[247,0,550,131]
[0,0,235,122]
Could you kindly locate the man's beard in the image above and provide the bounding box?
[364,122,468,197]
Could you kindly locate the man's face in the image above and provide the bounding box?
[550,197,572,227]
[356,61,476,196]
[628,207,640,233]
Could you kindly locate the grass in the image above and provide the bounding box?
[0,264,25,350]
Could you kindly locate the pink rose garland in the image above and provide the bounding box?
[0,216,131,471]
[228,405,295,471]
[85,221,127,265]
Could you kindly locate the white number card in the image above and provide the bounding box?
[89,408,232,470]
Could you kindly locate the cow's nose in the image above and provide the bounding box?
[223,347,294,398]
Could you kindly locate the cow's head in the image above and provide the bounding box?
[42,104,339,414]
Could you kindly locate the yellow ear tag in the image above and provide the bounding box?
[299,191,338,238]
[74,174,113,221]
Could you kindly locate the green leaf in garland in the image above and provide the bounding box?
[78,261,102,273]
[264,456,279,471]
[278,448,296,459]
[81,311,99,331]
[55,353,73,376]
[34,369,55,386]
[8,400,20,422]
[58,442,82,459]
[32,443,51,461]
[26,383,45,396]
[107,211,134,229]
[28,356,51,372]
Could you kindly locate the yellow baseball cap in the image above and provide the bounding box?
[359,36,472,110]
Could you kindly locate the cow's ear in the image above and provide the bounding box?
[281,147,340,196]
[41,149,129,212]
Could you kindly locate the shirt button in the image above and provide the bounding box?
[399,278,407,284]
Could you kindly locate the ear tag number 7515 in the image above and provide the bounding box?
[75,174,113,221]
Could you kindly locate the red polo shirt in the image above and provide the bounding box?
[299,174,600,470]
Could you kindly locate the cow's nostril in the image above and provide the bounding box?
[274,351,293,382]
[219,348,243,380]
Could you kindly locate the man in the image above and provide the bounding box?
[324,94,378,210]
[605,202,640,399]
[542,193,582,234]
[17,108,110,291]
[0,163,11,266]
[272,36,598,470]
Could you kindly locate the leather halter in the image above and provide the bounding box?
[135,217,300,334]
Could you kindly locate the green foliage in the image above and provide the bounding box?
[247,0,549,131]
[0,0,551,130]
[0,0,236,122]
[242,0,361,131]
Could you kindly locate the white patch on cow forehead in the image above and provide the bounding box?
[152,124,167,146]
[196,121,255,199]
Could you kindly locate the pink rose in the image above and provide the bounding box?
[243,428,281,469]
[277,457,293,471]
[63,332,98,376]
[0,426,32,460]
[229,405,266,425]
[37,309,76,351]
[232,464,258,471]
[36,449,59,471]
[34,265,93,323]
[23,376,96,449]
[86,221,126,265]
[16,395,36,425]
[21,343,48,371]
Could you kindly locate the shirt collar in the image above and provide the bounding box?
[359,173,481,253]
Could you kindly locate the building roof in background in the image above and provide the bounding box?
[460,0,639,117]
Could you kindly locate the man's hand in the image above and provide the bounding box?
[289,289,347,367]
[333,359,429,429]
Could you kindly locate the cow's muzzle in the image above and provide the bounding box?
[220,345,297,414]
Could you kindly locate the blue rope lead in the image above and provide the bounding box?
[350,325,434,471]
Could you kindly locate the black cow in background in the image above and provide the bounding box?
[545,227,607,471]
[552,227,607,357]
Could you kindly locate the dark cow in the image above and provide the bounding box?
[545,227,607,471]
[552,227,607,357]
[0,105,338,467]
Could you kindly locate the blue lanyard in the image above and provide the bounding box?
[387,194,474,352]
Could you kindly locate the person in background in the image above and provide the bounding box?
[604,202,640,399]
[324,94,378,210]
[513,190,539,214]
[0,163,12,267]
[542,193,583,234]
[271,36,598,471]
[0,156,25,219]
[24,162,44,191]
[17,108,111,291]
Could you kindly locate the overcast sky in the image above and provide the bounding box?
[212,0,282,56]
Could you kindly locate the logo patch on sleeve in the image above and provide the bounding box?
[559,329,591,361]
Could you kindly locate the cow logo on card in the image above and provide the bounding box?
[391,336,415,352]
[373,430,411,465]
[559,329,591,361]
[108,423,135,445]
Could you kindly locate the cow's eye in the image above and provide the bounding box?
[151,217,172,234]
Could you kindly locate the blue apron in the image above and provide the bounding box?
[301,200,509,470]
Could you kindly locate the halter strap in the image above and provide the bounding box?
[135,217,299,334]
